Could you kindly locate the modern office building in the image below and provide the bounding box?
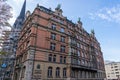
[13,4,105,80]
[105,62,120,80]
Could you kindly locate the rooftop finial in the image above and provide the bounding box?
[55,4,63,15]
[37,4,39,7]
[77,17,82,25]
[57,4,61,9]
[55,4,62,10]
[91,29,95,35]
[78,17,81,22]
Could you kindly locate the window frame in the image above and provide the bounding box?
[63,57,66,64]
[60,27,65,33]
[63,68,67,78]
[53,55,56,62]
[51,33,56,40]
[56,67,60,77]
[48,67,53,78]
[48,54,52,62]
[60,45,65,52]
[50,43,56,51]
[51,24,56,30]
[36,64,40,69]
[61,36,65,42]
[60,56,63,63]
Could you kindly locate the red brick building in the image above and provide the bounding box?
[13,4,105,80]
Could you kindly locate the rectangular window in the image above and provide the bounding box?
[115,69,118,71]
[60,45,65,52]
[53,55,56,62]
[60,56,62,63]
[63,68,66,77]
[61,36,65,42]
[50,43,56,51]
[78,51,80,56]
[63,57,66,63]
[77,43,80,47]
[48,54,52,62]
[51,33,56,40]
[116,72,119,74]
[60,27,65,33]
[78,59,80,65]
[114,66,118,68]
[116,75,120,78]
[51,24,56,30]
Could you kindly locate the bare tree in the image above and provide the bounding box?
[0,0,12,54]
[0,0,12,27]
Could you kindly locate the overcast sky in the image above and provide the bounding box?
[7,0,120,62]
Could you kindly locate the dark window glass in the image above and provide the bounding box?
[60,56,62,63]
[56,67,60,77]
[60,45,65,52]
[48,67,52,77]
[50,43,56,51]
[37,64,40,69]
[60,27,65,33]
[51,33,56,40]
[63,68,66,77]
[48,54,52,62]
[51,24,56,30]
[53,55,56,62]
[61,36,65,42]
[63,57,66,63]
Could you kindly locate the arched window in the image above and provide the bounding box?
[63,68,66,77]
[48,67,52,77]
[37,64,40,69]
[48,54,52,62]
[56,67,60,77]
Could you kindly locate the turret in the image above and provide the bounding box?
[55,4,63,17]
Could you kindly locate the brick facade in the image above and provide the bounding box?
[13,4,105,80]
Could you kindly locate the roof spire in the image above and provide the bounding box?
[13,0,26,28]
[19,0,26,20]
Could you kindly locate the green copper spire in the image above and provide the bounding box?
[57,4,61,9]
[55,4,62,10]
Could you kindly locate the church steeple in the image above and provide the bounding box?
[18,0,26,21]
[13,0,26,28]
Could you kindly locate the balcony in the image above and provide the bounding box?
[50,17,64,25]
[71,64,98,72]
